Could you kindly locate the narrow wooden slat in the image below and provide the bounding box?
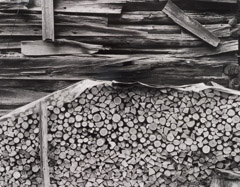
[162,0,220,47]
[42,0,54,41]
[39,101,51,187]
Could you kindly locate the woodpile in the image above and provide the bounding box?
[0,110,41,186]
[0,80,240,186]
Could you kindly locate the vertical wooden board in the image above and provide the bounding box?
[39,101,50,187]
[163,0,220,47]
[42,0,54,41]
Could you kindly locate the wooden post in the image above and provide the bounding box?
[41,0,54,41]
[39,101,51,187]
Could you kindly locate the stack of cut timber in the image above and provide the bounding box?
[0,109,41,186]
[44,83,240,187]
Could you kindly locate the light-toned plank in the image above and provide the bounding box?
[162,0,220,47]
[39,101,51,187]
[21,40,103,56]
[41,0,54,41]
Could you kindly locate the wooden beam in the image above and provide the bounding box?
[39,101,51,187]
[162,0,220,47]
[42,0,54,41]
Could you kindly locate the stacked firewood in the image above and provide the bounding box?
[46,83,240,187]
[0,110,41,186]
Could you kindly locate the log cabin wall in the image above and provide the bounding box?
[0,0,239,116]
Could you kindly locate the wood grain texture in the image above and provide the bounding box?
[163,0,220,47]
[0,24,146,37]
[21,40,103,56]
[41,0,54,41]
[110,24,231,37]
[39,101,50,187]
[0,52,235,116]
[0,12,108,26]
[0,0,29,9]
[28,1,123,14]
[109,11,236,25]
[105,40,238,57]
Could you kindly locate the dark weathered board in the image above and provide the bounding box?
[104,40,238,57]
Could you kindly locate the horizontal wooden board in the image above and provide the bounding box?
[0,54,235,80]
[0,12,108,26]
[21,40,104,56]
[110,11,236,25]
[0,0,29,9]
[28,1,124,14]
[0,23,146,37]
[123,1,237,11]
[103,40,238,57]
[110,24,231,37]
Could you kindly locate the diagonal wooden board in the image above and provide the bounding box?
[162,0,220,47]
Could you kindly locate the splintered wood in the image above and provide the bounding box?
[0,109,42,186]
[45,83,240,187]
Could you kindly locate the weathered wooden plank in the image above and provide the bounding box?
[163,0,220,47]
[39,101,51,187]
[0,35,205,50]
[41,0,54,41]
[28,1,123,14]
[0,12,108,26]
[110,24,231,37]
[21,40,103,56]
[0,0,29,9]
[181,24,231,38]
[109,11,236,25]
[103,40,238,57]
[0,24,146,37]
[124,1,237,12]
[42,0,55,41]
[0,54,235,81]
